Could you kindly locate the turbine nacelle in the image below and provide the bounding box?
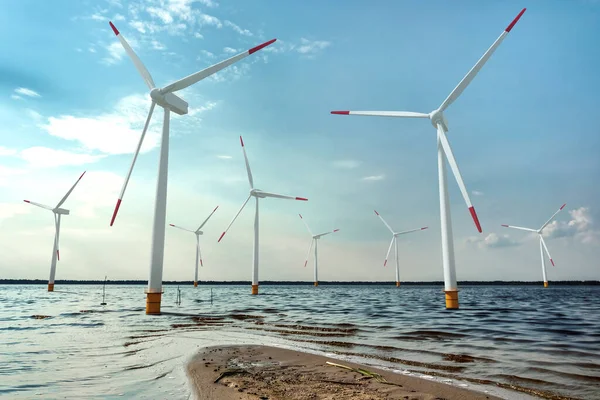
[251,189,267,198]
[429,109,449,131]
[54,208,70,215]
[150,88,188,115]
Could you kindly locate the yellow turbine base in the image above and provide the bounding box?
[314,282,319,287]
[445,290,459,310]
[48,283,54,292]
[251,284,259,295]
[544,281,549,288]
[146,292,162,315]
[396,281,400,287]
[193,281,198,287]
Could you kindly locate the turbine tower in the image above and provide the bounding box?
[218,136,308,295]
[169,205,219,287]
[374,210,427,287]
[23,171,86,291]
[502,203,566,287]
[107,21,276,314]
[331,9,526,309]
[299,214,339,287]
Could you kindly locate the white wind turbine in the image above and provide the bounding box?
[23,171,86,292]
[331,8,526,309]
[218,136,308,295]
[169,205,219,288]
[299,214,339,287]
[107,21,276,314]
[501,203,566,288]
[374,210,428,287]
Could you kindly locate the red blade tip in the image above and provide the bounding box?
[469,206,482,233]
[299,214,303,219]
[505,8,526,32]
[110,199,122,227]
[200,259,204,267]
[374,210,379,215]
[213,206,219,212]
[333,229,340,232]
[331,111,350,115]
[560,203,566,210]
[79,171,86,180]
[296,197,308,201]
[421,227,428,230]
[240,136,244,147]
[249,38,276,54]
[550,259,555,266]
[501,224,509,227]
[383,260,387,267]
[24,200,30,203]
[57,250,60,261]
[304,260,308,268]
[109,21,119,36]
[169,224,175,227]
[218,232,226,242]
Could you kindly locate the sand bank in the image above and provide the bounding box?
[187,345,501,400]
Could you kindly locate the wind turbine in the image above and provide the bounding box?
[107,21,276,314]
[169,205,219,287]
[374,210,428,287]
[23,171,86,292]
[501,203,566,288]
[331,9,526,309]
[299,214,339,287]
[218,136,308,295]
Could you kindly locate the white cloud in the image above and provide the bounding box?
[14,87,41,98]
[297,38,331,57]
[114,13,126,21]
[332,160,361,169]
[102,41,126,65]
[0,146,18,156]
[199,49,215,59]
[11,95,22,100]
[194,32,204,39]
[472,190,484,196]
[223,47,238,54]
[543,207,599,244]
[19,147,106,168]
[362,174,385,181]
[40,94,160,155]
[467,233,520,249]
[0,203,31,222]
[216,155,232,160]
[198,13,222,28]
[88,46,97,53]
[188,100,219,116]
[151,40,166,50]
[147,6,174,24]
[26,109,43,121]
[91,13,107,21]
[197,0,218,7]
[224,20,252,36]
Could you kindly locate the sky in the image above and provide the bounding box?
[0,0,599,283]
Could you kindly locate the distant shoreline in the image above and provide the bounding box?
[1,279,598,286]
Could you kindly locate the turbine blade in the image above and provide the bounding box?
[315,228,340,238]
[160,39,277,94]
[540,236,555,266]
[108,21,155,90]
[110,101,156,226]
[218,194,252,242]
[23,200,53,211]
[438,8,526,112]
[383,237,394,267]
[331,111,429,118]
[539,203,567,231]
[299,214,313,235]
[197,205,219,231]
[396,226,428,235]
[261,191,308,201]
[437,125,482,233]
[54,214,60,261]
[169,224,195,233]
[55,171,86,209]
[374,210,394,234]
[303,239,314,268]
[240,136,254,189]
[198,244,203,267]
[500,224,537,232]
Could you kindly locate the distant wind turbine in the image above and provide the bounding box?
[169,206,219,287]
[23,172,86,292]
[331,8,527,309]
[501,203,566,288]
[107,20,276,314]
[299,214,339,287]
[374,210,428,287]
[218,136,308,295]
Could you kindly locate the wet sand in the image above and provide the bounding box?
[187,345,501,400]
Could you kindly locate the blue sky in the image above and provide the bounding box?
[0,0,598,283]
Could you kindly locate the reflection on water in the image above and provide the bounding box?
[1,284,599,399]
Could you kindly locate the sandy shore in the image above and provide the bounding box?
[187,345,502,400]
